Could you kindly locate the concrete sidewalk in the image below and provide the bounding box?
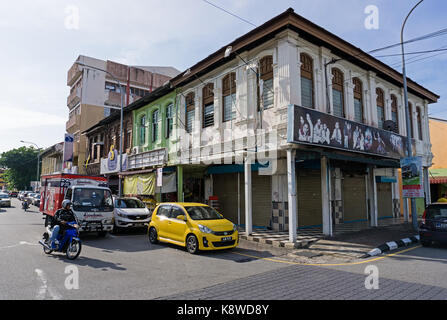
[238,223,419,262]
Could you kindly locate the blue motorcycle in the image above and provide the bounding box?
[39,221,82,260]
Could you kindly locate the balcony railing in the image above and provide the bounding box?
[67,86,81,109]
[66,114,80,132]
[67,63,82,86]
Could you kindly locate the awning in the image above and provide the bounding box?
[430,177,447,184]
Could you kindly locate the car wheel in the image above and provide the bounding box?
[186,234,199,254]
[148,227,158,244]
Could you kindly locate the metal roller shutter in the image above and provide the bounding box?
[252,172,272,228]
[377,182,393,218]
[343,174,367,222]
[297,169,322,227]
[213,173,242,225]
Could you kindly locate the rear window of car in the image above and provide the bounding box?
[0,194,9,199]
[426,205,447,220]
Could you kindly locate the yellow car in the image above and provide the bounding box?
[148,203,238,254]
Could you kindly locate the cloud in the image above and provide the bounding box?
[0,105,66,130]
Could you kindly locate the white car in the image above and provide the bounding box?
[113,197,151,232]
[0,193,11,207]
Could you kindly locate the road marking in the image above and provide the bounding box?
[0,241,40,250]
[35,269,62,300]
[232,245,422,267]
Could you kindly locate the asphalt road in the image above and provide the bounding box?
[1,198,446,300]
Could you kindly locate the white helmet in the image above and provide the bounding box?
[61,200,72,209]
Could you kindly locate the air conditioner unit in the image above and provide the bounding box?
[131,146,141,155]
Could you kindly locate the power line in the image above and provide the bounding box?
[374,48,447,58]
[201,0,257,27]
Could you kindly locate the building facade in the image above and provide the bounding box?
[66,55,180,174]
[165,8,438,240]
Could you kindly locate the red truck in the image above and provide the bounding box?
[40,173,114,236]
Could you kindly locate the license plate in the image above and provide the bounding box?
[221,237,232,241]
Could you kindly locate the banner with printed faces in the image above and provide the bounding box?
[288,105,407,160]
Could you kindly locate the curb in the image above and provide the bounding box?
[361,235,420,258]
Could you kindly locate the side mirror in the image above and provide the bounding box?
[176,215,187,221]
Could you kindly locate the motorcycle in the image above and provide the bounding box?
[22,201,29,211]
[39,221,82,260]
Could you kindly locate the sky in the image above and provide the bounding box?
[0,0,446,154]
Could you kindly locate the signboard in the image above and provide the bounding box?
[157,168,163,187]
[100,149,127,174]
[401,156,424,198]
[287,105,406,159]
[63,133,74,165]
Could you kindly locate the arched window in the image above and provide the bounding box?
[202,83,214,128]
[391,95,399,133]
[300,53,314,109]
[353,77,364,123]
[185,92,195,133]
[165,103,174,138]
[416,106,423,140]
[331,68,345,118]
[259,55,273,110]
[408,102,414,138]
[139,115,146,145]
[376,88,385,129]
[222,72,236,122]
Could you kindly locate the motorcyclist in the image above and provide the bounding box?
[48,200,77,249]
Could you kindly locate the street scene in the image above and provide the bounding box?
[1,0,447,309]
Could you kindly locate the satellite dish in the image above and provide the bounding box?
[383,120,397,133]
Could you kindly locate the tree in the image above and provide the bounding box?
[0,147,40,190]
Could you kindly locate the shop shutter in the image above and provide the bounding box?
[343,174,367,222]
[377,182,393,218]
[213,173,243,225]
[297,169,322,227]
[251,172,272,228]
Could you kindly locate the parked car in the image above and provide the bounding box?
[420,203,447,246]
[18,191,29,201]
[31,194,41,207]
[148,203,239,254]
[9,191,18,198]
[113,197,151,232]
[0,193,11,207]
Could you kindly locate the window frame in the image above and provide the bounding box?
[202,83,215,128]
[376,88,385,129]
[416,106,423,140]
[165,103,174,139]
[259,55,274,110]
[391,94,399,133]
[185,92,195,133]
[331,68,345,118]
[139,115,146,145]
[300,53,314,109]
[222,72,236,122]
[353,77,364,123]
[152,109,159,143]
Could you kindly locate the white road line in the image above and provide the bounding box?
[34,269,62,300]
[0,241,40,250]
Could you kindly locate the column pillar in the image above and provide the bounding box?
[177,165,184,202]
[368,166,378,227]
[244,157,253,235]
[423,167,431,205]
[287,149,297,242]
[321,156,333,236]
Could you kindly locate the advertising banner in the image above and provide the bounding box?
[287,105,407,159]
[100,149,127,174]
[63,133,74,164]
[157,168,163,187]
[401,156,424,198]
[123,173,155,196]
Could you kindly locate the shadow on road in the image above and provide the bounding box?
[48,254,127,271]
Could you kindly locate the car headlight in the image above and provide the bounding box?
[233,224,238,232]
[198,224,213,234]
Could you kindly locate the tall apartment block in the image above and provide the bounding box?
[66,55,180,174]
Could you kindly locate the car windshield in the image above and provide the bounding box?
[426,206,447,220]
[72,188,114,212]
[185,206,224,220]
[115,198,146,209]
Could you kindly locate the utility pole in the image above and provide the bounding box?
[401,0,424,231]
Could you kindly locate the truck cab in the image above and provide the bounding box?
[64,185,114,235]
[40,174,114,237]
